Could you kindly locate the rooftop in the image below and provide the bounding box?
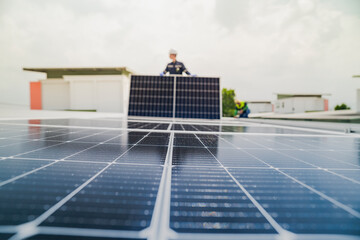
[23,67,132,78]
[275,93,331,99]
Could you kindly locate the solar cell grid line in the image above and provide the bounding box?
[53,131,131,163]
[66,129,165,163]
[243,149,315,169]
[0,128,90,150]
[279,148,360,169]
[242,136,298,150]
[0,160,56,188]
[277,136,343,150]
[0,161,107,231]
[271,150,360,184]
[192,134,293,238]
[0,127,65,140]
[7,131,154,240]
[227,168,360,235]
[40,164,163,231]
[217,135,360,220]
[303,148,360,168]
[280,169,360,211]
[14,130,113,160]
[332,169,360,182]
[0,129,112,182]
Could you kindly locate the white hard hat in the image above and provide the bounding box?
[169,49,177,55]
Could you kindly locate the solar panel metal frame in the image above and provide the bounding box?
[127,75,222,120]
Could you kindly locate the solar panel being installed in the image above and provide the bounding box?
[128,75,221,119]
[175,76,220,119]
[128,75,174,118]
[0,118,359,240]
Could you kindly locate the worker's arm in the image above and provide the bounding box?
[160,64,169,76]
[180,62,191,75]
[163,64,170,74]
[242,103,248,111]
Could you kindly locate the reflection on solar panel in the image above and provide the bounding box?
[0,118,359,240]
[128,75,221,119]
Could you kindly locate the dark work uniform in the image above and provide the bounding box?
[163,61,191,75]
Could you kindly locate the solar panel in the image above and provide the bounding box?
[128,75,221,119]
[175,76,220,119]
[0,118,359,240]
[128,75,174,118]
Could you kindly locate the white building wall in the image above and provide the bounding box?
[275,97,325,113]
[247,103,273,113]
[41,79,70,110]
[63,75,129,113]
[357,89,360,112]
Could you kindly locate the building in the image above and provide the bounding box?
[354,75,360,112]
[274,93,330,114]
[25,67,132,113]
[246,101,273,113]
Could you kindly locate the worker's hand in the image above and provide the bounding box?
[160,72,164,76]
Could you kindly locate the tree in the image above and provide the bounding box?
[334,103,350,111]
[222,88,236,117]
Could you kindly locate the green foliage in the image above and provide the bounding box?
[334,103,350,111]
[222,88,236,117]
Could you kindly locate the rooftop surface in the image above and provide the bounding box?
[23,67,132,78]
[0,105,359,240]
[252,110,360,124]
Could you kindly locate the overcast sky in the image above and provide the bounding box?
[1,0,359,109]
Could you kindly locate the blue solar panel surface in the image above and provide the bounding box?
[175,77,220,119]
[0,118,359,240]
[128,75,174,118]
[127,75,221,119]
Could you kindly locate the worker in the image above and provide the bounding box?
[234,100,250,118]
[160,49,195,76]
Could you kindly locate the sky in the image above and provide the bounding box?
[0,0,360,109]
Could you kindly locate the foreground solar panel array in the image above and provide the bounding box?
[0,118,359,240]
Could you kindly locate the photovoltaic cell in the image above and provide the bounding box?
[172,147,220,166]
[0,159,52,181]
[128,75,174,117]
[66,144,132,162]
[228,168,360,235]
[18,142,97,160]
[0,161,106,226]
[281,169,360,212]
[40,165,163,231]
[175,77,220,119]
[331,170,360,182]
[209,148,268,167]
[0,141,62,157]
[170,167,276,233]
[116,145,168,165]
